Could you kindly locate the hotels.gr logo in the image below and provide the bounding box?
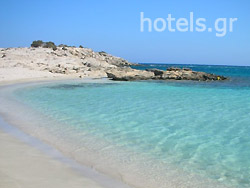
[140,12,238,37]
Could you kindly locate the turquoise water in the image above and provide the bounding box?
[15,65,250,187]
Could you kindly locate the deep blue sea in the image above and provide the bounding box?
[15,64,250,188]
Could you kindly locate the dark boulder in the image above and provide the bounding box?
[145,69,164,76]
[183,68,192,71]
[167,67,181,71]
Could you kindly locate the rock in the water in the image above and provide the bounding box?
[106,67,227,81]
[106,68,154,81]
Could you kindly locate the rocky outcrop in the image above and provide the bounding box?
[107,68,227,81]
[0,46,137,78]
[107,67,154,81]
[0,45,227,82]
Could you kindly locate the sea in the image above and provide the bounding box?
[12,64,250,188]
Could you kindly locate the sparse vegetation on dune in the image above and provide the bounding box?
[31,40,44,48]
[31,40,57,51]
[31,41,86,51]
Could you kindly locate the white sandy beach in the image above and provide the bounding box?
[0,130,105,188]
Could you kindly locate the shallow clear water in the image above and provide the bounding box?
[15,64,250,187]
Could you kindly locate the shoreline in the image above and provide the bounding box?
[0,77,132,188]
[0,72,105,86]
[0,116,132,188]
[0,78,229,188]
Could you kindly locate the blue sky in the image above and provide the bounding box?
[0,0,249,65]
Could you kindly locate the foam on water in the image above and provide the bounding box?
[8,65,250,188]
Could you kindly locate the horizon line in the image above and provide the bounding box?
[137,62,250,67]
